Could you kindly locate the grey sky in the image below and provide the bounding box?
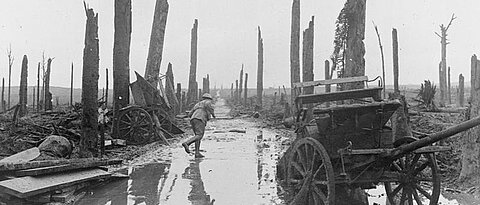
[0,0,478,90]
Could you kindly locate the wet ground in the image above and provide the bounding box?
[78,99,287,205]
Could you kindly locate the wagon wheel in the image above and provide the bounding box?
[384,153,440,205]
[287,137,335,205]
[117,107,154,145]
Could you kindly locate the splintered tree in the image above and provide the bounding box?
[244,73,248,105]
[333,0,366,90]
[44,58,53,110]
[36,62,40,111]
[257,26,264,109]
[460,54,480,180]
[290,0,300,108]
[239,65,243,105]
[113,0,132,124]
[144,0,168,88]
[81,4,99,157]
[1,78,4,112]
[392,28,399,94]
[373,22,386,98]
[165,63,179,115]
[302,17,314,120]
[7,45,13,109]
[70,63,74,107]
[18,55,28,117]
[458,74,464,107]
[187,19,199,106]
[435,14,456,107]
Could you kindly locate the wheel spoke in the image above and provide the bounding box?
[304,144,310,171]
[312,179,329,185]
[391,183,404,197]
[393,161,403,172]
[408,186,414,205]
[415,184,432,199]
[291,161,306,176]
[296,148,307,171]
[400,187,407,205]
[312,186,328,203]
[313,163,324,179]
[412,187,423,204]
[311,151,317,171]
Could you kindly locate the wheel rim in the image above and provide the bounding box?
[384,153,440,205]
[287,137,335,205]
[117,107,154,145]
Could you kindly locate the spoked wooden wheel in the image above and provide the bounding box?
[117,107,154,145]
[384,153,440,205]
[287,137,335,205]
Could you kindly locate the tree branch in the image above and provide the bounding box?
[445,13,456,31]
[435,32,442,38]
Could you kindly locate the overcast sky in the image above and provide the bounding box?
[0,0,478,90]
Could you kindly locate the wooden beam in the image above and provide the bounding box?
[0,158,122,172]
[296,87,382,104]
[0,168,110,198]
[293,76,368,88]
[14,158,123,177]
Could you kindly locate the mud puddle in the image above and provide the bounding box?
[78,99,286,205]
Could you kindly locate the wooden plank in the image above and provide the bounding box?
[293,76,368,88]
[0,148,40,163]
[0,168,111,198]
[296,87,383,104]
[0,158,122,172]
[414,145,451,153]
[13,159,122,177]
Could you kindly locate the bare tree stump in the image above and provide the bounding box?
[80,4,99,157]
[290,0,300,110]
[165,63,179,116]
[458,74,464,107]
[392,28,399,94]
[187,19,198,106]
[18,55,28,117]
[244,73,248,106]
[257,26,264,109]
[302,17,314,120]
[44,58,53,111]
[239,65,243,105]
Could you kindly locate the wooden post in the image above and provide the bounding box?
[239,65,243,105]
[113,0,133,132]
[36,62,40,111]
[7,45,13,110]
[448,66,451,104]
[459,74,464,107]
[392,28,399,94]
[290,0,300,109]
[44,58,53,111]
[70,63,74,107]
[144,0,169,88]
[18,55,28,117]
[80,4,99,157]
[244,73,248,106]
[187,19,199,106]
[257,26,264,109]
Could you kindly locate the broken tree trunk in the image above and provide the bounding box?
[80,4,99,157]
[325,60,331,107]
[448,66,451,104]
[341,0,366,91]
[230,83,234,100]
[244,73,248,106]
[7,45,13,110]
[239,65,243,104]
[458,74,464,107]
[1,78,4,112]
[290,0,300,110]
[70,63,74,107]
[113,0,132,135]
[257,26,264,109]
[373,21,386,99]
[302,17,314,120]
[187,19,199,106]
[144,0,169,88]
[206,74,210,93]
[176,83,182,113]
[436,14,456,107]
[459,54,480,180]
[235,80,239,103]
[181,91,186,111]
[202,77,207,94]
[165,63,179,116]
[44,58,52,111]
[18,55,28,117]
[36,62,40,112]
[32,87,35,110]
[105,68,109,106]
[392,28,399,94]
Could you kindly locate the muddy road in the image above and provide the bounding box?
[78,99,288,205]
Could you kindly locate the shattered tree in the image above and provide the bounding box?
[7,45,13,109]
[44,58,53,111]
[458,74,464,107]
[257,26,264,108]
[392,28,399,93]
[302,17,314,120]
[70,62,74,106]
[436,14,456,107]
[244,73,248,105]
[165,63,179,115]
[80,5,99,156]
[144,0,169,88]
[187,19,199,106]
[1,78,4,112]
[18,55,28,117]
[36,62,40,112]
[448,66,451,104]
[290,0,300,109]
[239,65,243,105]
[460,55,480,180]
[113,0,132,126]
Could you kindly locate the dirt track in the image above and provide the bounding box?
[78,98,289,204]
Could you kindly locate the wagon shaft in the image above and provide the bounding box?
[388,115,480,159]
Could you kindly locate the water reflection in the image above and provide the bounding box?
[182,159,215,204]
